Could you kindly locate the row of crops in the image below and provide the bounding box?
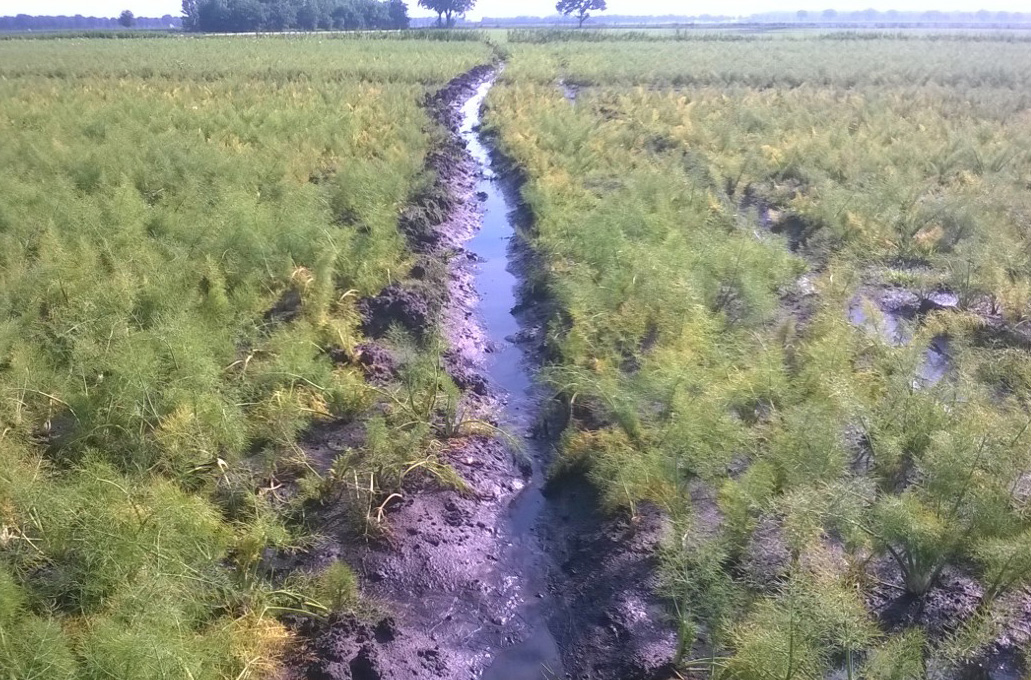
[487,34,1031,676]
[0,36,491,678]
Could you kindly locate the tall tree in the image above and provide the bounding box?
[556,0,605,27]
[417,0,473,27]
[387,0,409,28]
[118,9,136,26]
[265,1,298,30]
[181,0,199,30]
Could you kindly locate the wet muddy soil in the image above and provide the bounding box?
[847,286,957,386]
[286,66,676,680]
[557,79,579,104]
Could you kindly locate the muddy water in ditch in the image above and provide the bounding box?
[459,78,565,679]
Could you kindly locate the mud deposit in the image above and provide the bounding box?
[289,67,676,680]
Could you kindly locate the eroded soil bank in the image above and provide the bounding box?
[284,66,676,679]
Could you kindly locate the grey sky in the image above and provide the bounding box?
[3,0,1026,18]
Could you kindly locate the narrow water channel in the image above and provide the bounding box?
[459,77,565,679]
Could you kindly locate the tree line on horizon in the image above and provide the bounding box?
[3,1,1029,34]
[180,0,409,32]
[174,0,605,33]
[1,0,607,33]
[485,10,1030,25]
[0,13,181,31]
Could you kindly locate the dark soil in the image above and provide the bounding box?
[295,434,529,679]
[865,557,1031,674]
[266,287,303,325]
[358,283,437,342]
[352,342,397,386]
[541,478,678,680]
[281,65,678,680]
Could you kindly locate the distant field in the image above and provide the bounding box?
[489,31,1031,675]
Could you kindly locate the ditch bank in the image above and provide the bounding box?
[285,66,677,679]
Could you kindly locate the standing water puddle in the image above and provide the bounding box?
[848,293,953,387]
[459,78,565,679]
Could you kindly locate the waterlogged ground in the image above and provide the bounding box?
[461,76,566,680]
[293,66,675,680]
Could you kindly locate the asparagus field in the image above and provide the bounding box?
[2,28,1031,680]
[489,31,1031,678]
[0,35,491,679]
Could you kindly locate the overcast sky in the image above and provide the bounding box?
[3,0,1026,18]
